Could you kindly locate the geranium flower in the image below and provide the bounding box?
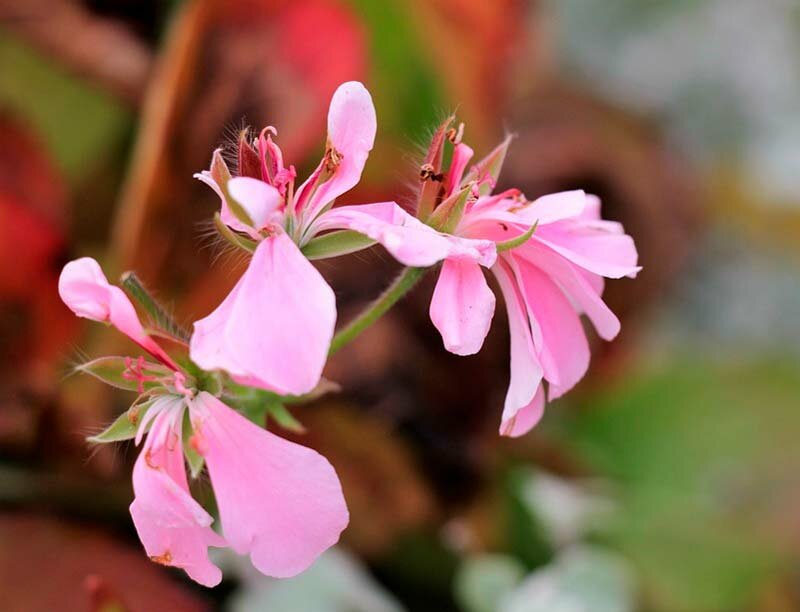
[59,258,348,586]
[191,81,495,396]
[424,136,641,436]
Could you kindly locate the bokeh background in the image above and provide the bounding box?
[1,1,798,610]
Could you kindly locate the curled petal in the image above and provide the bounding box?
[493,260,544,435]
[516,190,587,226]
[509,254,590,399]
[296,81,377,219]
[191,392,349,578]
[130,410,225,587]
[430,259,495,356]
[312,202,496,267]
[194,149,253,235]
[502,386,545,438]
[227,177,282,230]
[58,258,176,368]
[516,240,621,341]
[190,232,336,395]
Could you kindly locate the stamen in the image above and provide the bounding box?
[121,356,158,393]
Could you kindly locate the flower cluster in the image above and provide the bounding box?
[59,82,639,586]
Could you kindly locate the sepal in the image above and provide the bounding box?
[87,398,154,444]
[76,356,171,392]
[301,230,376,260]
[426,183,473,234]
[463,134,513,196]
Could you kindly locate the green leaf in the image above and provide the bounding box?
[182,411,205,478]
[426,184,473,233]
[88,400,153,444]
[76,356,170,392]
[301,230,376,260]
[496,221,538,252]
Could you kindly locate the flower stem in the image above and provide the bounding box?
[328,267,427,355]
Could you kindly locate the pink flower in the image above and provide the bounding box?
[191,81,494,395]
[131,389,348,586]
[59,258,179,369]
[58,259,349,586]
[427,139,641,437]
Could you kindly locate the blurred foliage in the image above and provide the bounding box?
[0,34,131,184]
[554,358,799,611]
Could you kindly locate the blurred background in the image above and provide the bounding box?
[0,0,798,610]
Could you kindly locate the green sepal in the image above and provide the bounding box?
[265,402,306,434]
[76,356,171,392]
[301,230,376,260]
[87,399,153,444]
[426,183,473,234]
[209,148,255,228]
[496,221,538,253]
[182,411,205,478]
[463,134,512,196]
[214,212,256,253]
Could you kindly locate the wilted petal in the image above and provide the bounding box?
[58,258,177,368]
[191,393,348,578]
[493,260,544,435]
[296,81,376,219]
[312,202,496,267]
[430,259,495,356]
[190,232,336,395]
[509,254,590,399]
[130,409,225,587]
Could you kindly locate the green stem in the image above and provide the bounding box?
[328,267,427,355]
[120,272,190,342]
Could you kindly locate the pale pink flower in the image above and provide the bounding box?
[59,259,349,586]
[59,257,179,369]
[191,81,494,395]
[428,141,641,437]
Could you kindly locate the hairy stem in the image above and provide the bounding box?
[120,272,190,342]
[329,267,428,355]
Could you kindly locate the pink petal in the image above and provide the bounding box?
[502,386,546,438]
[493,260,544,435]
[516,240,621,340]
[534,197,641,279]
[58,258,177,369]
[444,142,474,197]
[429,259,496,356]
[295,81,376,219]
[191,393,349,578]
[312,201,496,267]
[190,232,336,395]
[130,409,225,587]
[227,177,283,230]
[508,254,590,399]
[516,190,587,226]
[194,150,253,235]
